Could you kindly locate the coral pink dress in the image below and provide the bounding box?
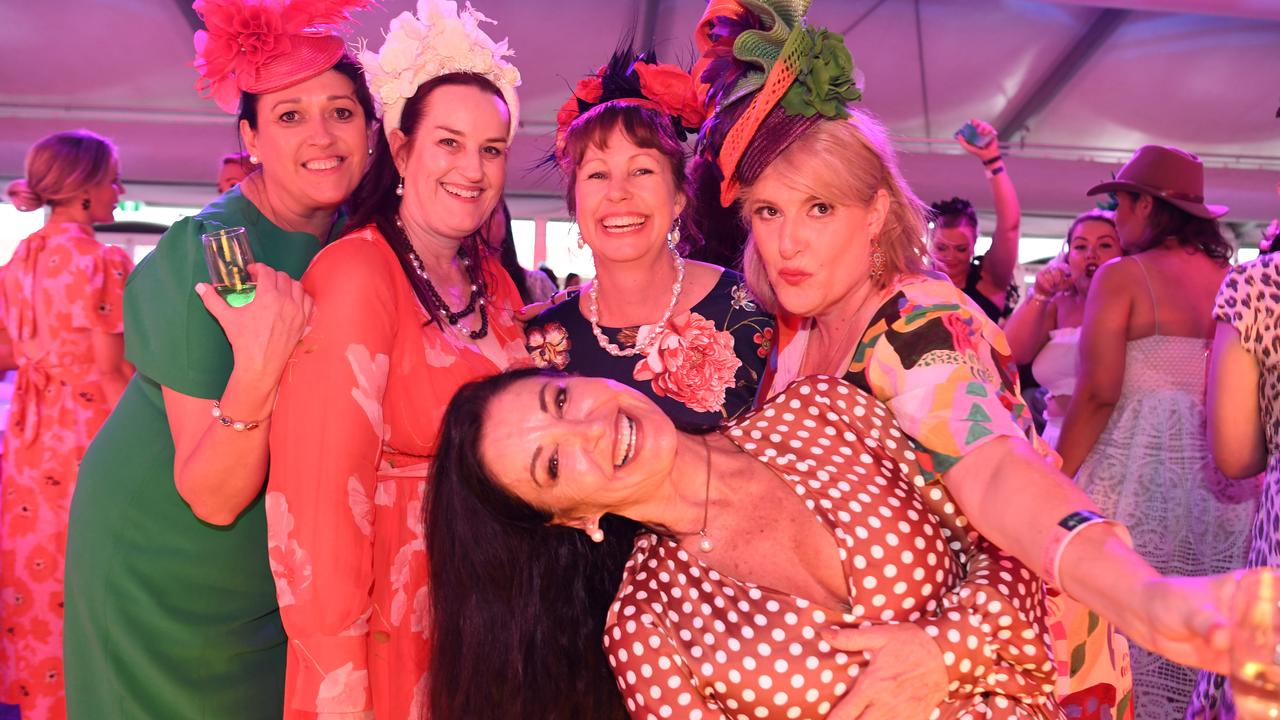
[267,225,529,719]
[0,222,132,720]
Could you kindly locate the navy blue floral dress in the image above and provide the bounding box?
[524,269,773,429]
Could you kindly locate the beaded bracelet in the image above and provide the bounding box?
[1042,510,1133,590]
[982,153,1004,166]
[985,165,1006,179]
[211,400,265,432]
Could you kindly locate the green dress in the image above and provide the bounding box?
[64,187,335,719]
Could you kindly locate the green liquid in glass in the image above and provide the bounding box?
[215,283,257,307]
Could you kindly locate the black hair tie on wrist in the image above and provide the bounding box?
[982,154,1003,166]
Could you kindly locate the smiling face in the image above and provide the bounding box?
[572,126,686,267]
[392,82,510,244]
[744,164,888,321]
[1065,218,1121,290]
[478,375,678,525]
[240,69,369,214]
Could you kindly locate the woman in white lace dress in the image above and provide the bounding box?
[1058,146,1260,720]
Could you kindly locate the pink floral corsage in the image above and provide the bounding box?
[633,311,741,413]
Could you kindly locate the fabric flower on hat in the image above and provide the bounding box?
[192,0,371,113]
[358,0,522,140]
[633,62,707,129]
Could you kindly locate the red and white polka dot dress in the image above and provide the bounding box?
[604,377,1060,719]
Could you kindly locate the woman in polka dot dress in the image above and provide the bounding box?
[426,368,1060,719]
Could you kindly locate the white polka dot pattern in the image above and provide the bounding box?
[603,377,1061,719]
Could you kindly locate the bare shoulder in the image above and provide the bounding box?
[682,259,730,301]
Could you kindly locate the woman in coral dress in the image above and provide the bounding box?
[0,130,133,720]
[264,4,527,716]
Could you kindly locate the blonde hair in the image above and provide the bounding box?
[6,130,117,212]
[738,108,928,313]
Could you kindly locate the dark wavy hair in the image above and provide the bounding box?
[560,101,699,254]
[1120,191,1233,263]
[346,72,510,326]
[427,367,641,720]
[487,198,536,303]
[930,196,979,236]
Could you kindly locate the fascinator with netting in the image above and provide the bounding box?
[192,0,371,113]
[551,44,706,164]
[693,0,863,207]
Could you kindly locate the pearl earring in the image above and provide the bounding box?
[395,177,405,197]
[249,154,259,165]
[588,523,605,543]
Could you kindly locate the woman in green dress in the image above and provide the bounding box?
[63,1,375,717]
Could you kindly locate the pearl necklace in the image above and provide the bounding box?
[394,216,489,339]
[587,239,685,357]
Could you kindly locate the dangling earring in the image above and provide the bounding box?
[249,154,259,165]
[576,232,585,250]
[869,236,887,282]
[395,177,405,197]
[81,198,91,211]
[367,147,374,156]
[587,522,605,544]
[667,217,682,252]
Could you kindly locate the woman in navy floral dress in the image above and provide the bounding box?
[525,50,772,428]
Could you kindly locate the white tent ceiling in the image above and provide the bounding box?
[2,0,1278,239]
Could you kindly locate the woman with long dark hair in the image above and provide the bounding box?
[428,368,1062,719]
[64,0,376,716]
[263,1,528,715]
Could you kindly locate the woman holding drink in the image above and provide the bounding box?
[63,0,376,716]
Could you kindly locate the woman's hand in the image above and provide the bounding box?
[1032,264,1072,300]
[1126,574,1234,675]
[515,288,574,322]
[195,263,313,383]
[823,624,948,720]
[955,118,1001,164]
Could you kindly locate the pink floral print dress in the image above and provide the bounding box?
[267,225,529,719]
[0,222,132,720]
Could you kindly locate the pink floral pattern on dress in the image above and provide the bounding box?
[268,226,528,718]
[0,222,132,720]
[632,310,742,413]
[266,491,314,607]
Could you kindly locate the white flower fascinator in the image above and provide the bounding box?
[358,0,521,140]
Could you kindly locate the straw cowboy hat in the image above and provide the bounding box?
[1087,144,1228,219]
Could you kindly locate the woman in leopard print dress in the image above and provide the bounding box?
[1187,252,1280,719]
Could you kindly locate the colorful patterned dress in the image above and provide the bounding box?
[0,222,131,720]
[524,270,773,429]
[266,225,529,719]
[608,376,1060,719]
[766,274,1133,720]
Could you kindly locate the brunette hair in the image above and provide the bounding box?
[346,72,511,326]
[929,196,979,237]
[1120,191,1233,263]
[559,101,697,252]
[488,198,535,304]
[220,151,256,171]
[738,108,930,312]
[427,367,639,720]
[6,130,117,212]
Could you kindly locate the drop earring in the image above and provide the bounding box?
[395,177,405,197]
[587,521,605,544]
[869,236,887,282]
